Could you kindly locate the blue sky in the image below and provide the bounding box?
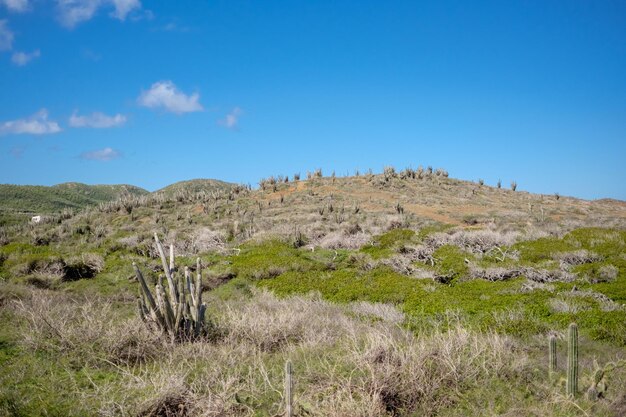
[0,1,625,200]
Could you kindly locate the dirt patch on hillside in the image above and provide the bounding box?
[404,204,462,225]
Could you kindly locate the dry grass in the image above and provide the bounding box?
[4,286,626,416]
[14,290,165,366]
[127,290,531,416]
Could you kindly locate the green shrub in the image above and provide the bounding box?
[360,229,416,259]
[231,240,321,280]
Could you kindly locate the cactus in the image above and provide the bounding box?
[566,323,578,397]
[134,233,207,342]
[549,334,557,377]
[586,364,606,400]
[285,360,293,417]
[586,359,626,400]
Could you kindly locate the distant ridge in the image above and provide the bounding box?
[0,183,149,224]
[594,198,626,206]
[154,178,238,196]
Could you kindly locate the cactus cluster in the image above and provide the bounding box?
[549,324,626,400]
[134,233,207,341]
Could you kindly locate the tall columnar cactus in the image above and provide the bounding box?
[549,334,557,377]
[284,360,293,417]
[566,323,579,397]
[134,233,207,341]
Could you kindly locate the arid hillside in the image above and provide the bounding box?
[1,168,625,416]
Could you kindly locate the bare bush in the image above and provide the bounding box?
[383,166,397,181]
[221,290,352,352]
[554,250,602,269]
[400,244,436,265]
[12,256,65,280]
[549,298,588,314]
[14,290,165,365]
[413,269,437,280]
[380,254,416,275]
[426,229,519,254]
[351,301,405,325]
[519,280,555,293]
[0,228,8,246]
[119,234,160,258]
[63,253,105,280]
[345,324,523,415]
[584,264,619,283]
[469,265,520,281]
[559,288,624,312]
[522,267,576,283]
[190,228,226,254]
[317,231,372,250]
[468,265,576,283]
[434,168,448,177]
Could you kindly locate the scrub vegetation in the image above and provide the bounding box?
[1,167,625,416]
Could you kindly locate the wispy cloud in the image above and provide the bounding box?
[56,0,142,28]
[9,145,25,159]
[69,111,127,128]
[81,48,102,61]
[137,80,203,114]
[11,49,40,66]
[1,0,30,13]
[158,20,191,33]
[218,107,243,129]
[0,20,14,51]
[109,0,140,20]
[130,8,153,21]
[0,109,62,136]
[56,0,100,28]
[80,147,122,161]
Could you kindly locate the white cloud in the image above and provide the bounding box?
[137,80,203,114]
[0,109,62,136]
[218,107,243,129]
[0,20,14,51]
[80,147,121,161]
[109,0,140,20]
[159,20,190,33]
[1,0,30,13]
[69,111,127,128]
[56,0,142,28]
[11,49,40,66]
[56,0,100,28]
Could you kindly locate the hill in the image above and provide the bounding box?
[0,182,148,225]
[1,167,625,416]
[155,178,238,197]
